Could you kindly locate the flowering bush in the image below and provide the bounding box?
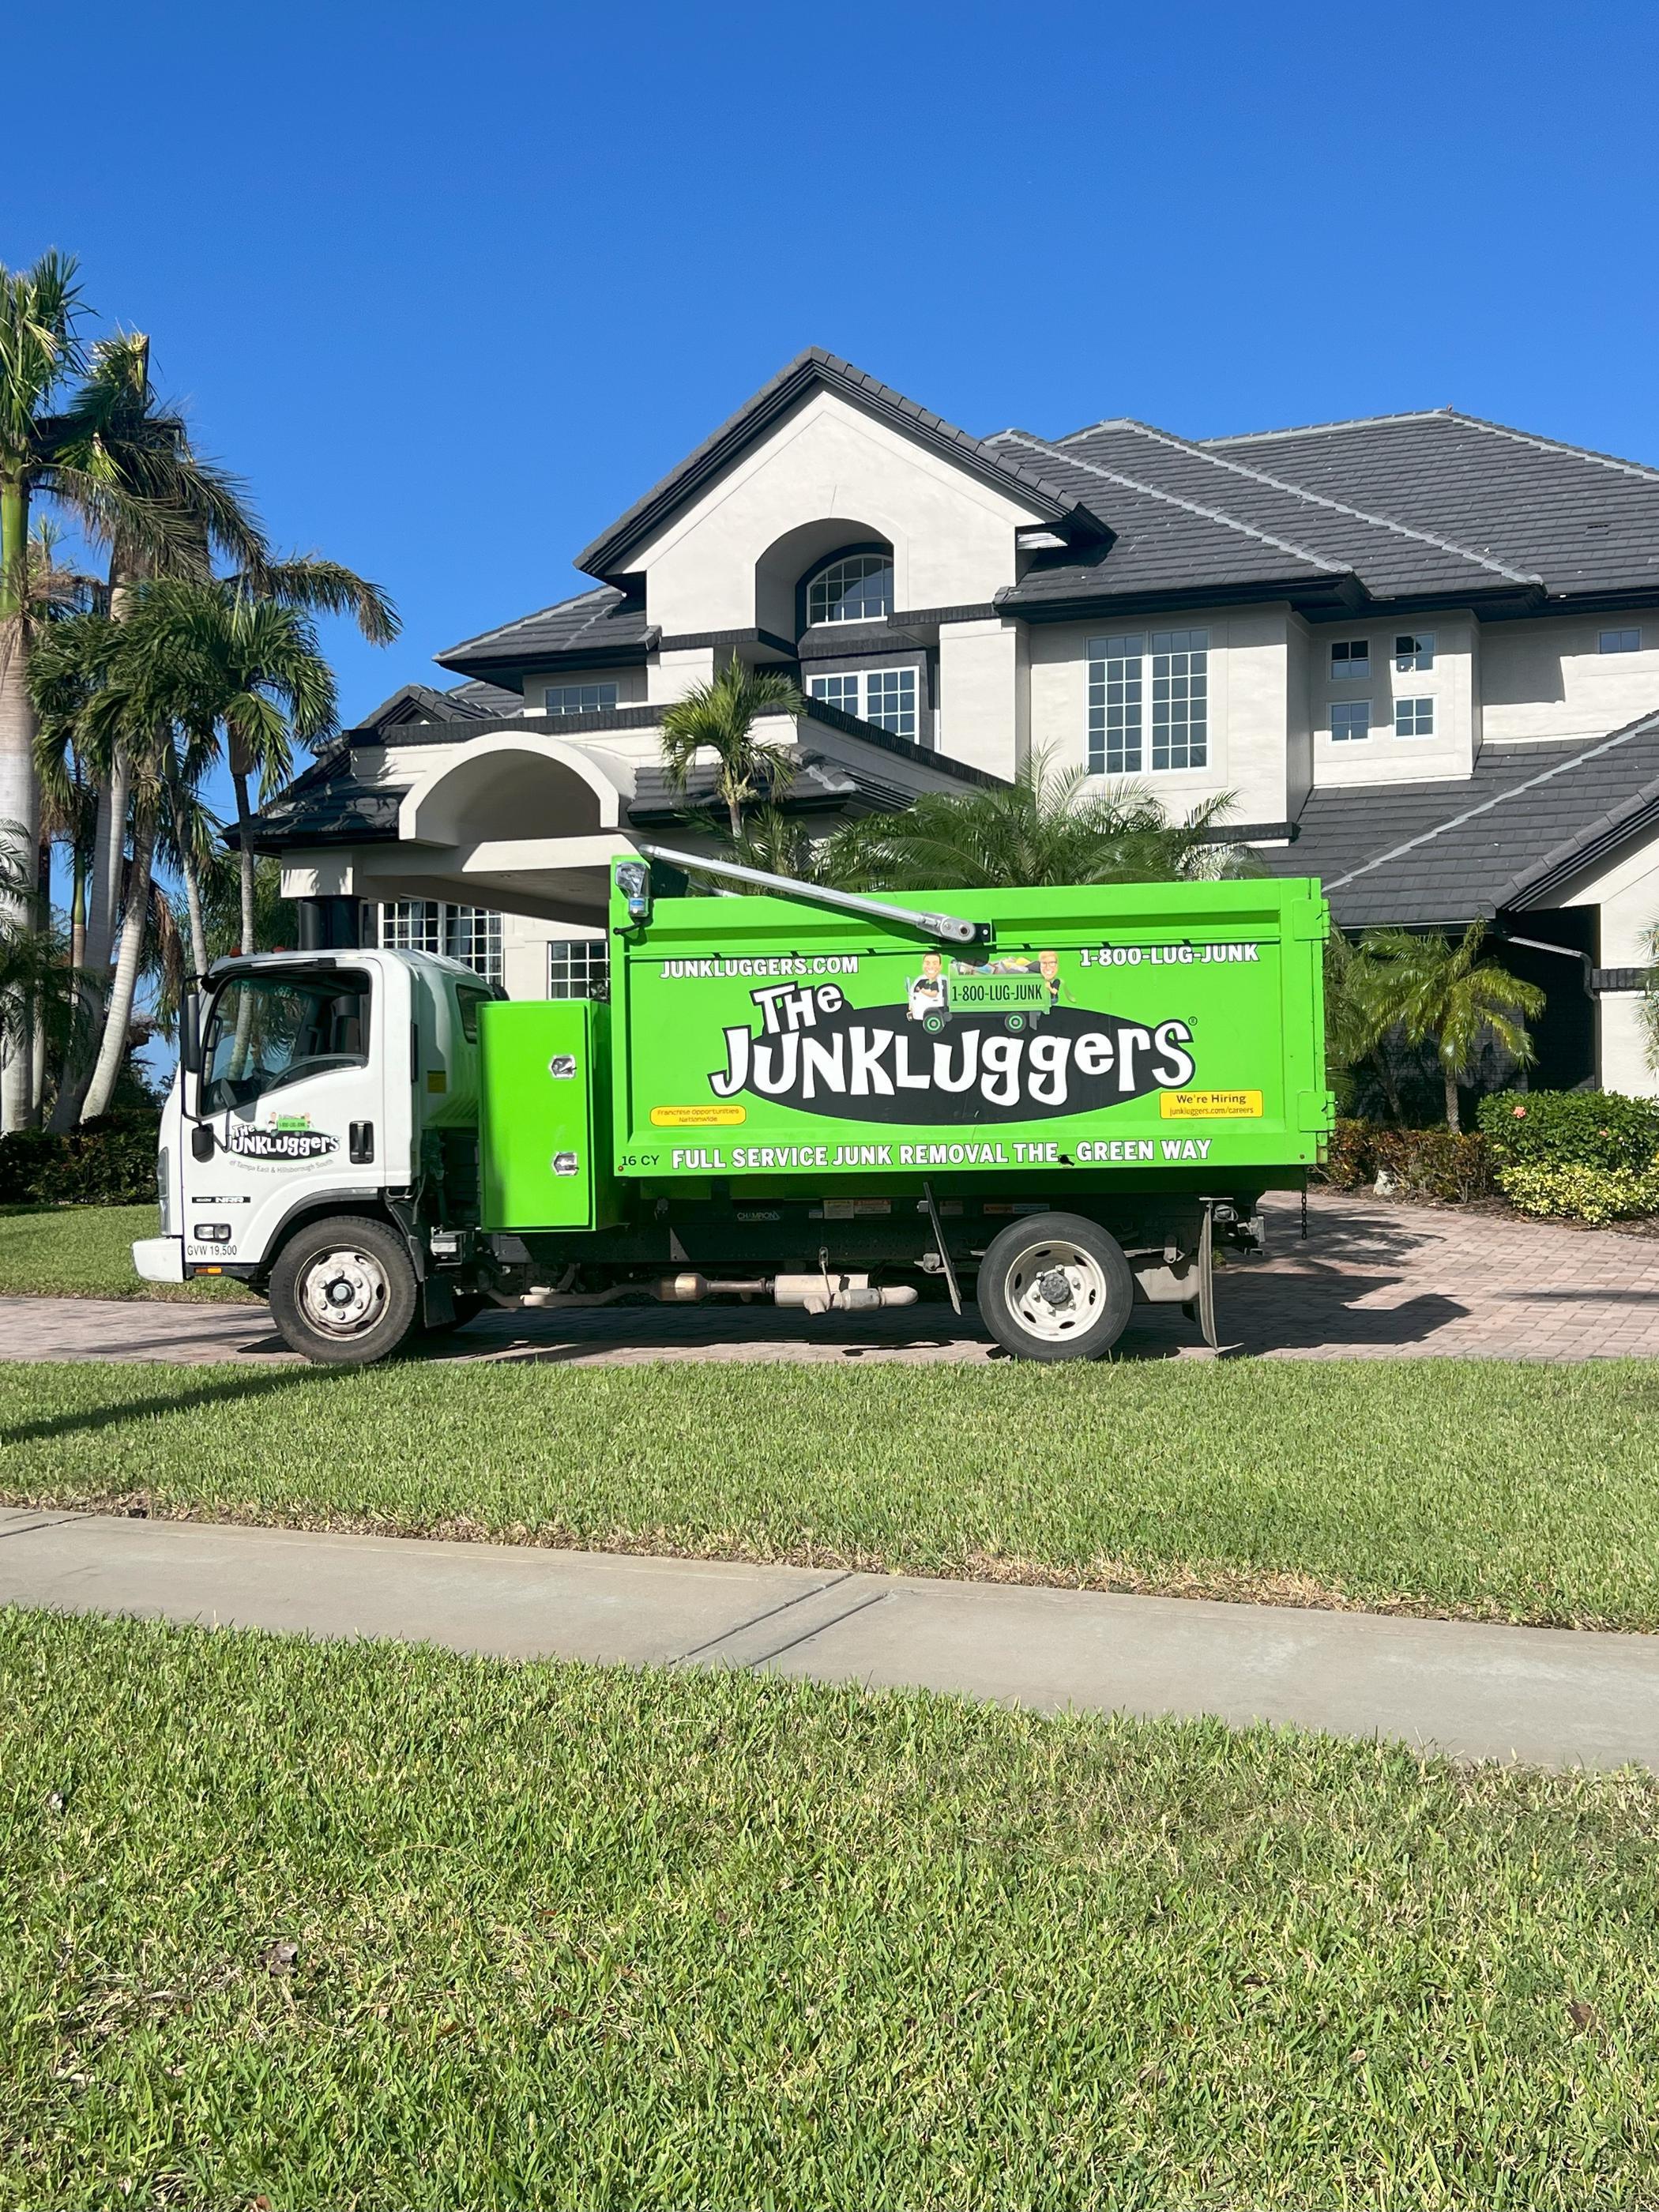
[1478,1089,1659,1173]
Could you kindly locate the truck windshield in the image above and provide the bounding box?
[201,971,371,1113]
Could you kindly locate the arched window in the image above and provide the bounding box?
[805,549,893,627]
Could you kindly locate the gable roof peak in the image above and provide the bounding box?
[574,349,1112,582]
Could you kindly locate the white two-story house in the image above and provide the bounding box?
[250,349,1659,1093]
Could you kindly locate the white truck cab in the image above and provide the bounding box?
[137,948,498,1356]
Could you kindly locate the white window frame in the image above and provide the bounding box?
[1330,700,1372,743]
[547,939,610,1000]
[1394,632,1435,672]
[378,901,503,988]
[1394,695,1435,739]
[545,681,620,714]
[1086,630,1209,774]
[808,666,919,741]
[806,553,893,627]
[1600,628,1642,654]
[1330,639,1371,680]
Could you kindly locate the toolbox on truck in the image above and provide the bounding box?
[478,999,620,1232]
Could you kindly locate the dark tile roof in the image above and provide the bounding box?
[437,586,656,677]
[1040,422,1537,601]
[1202,412,1659,600]
[231,747,403,853]
[1258,710,1659,926]
[348,678,525,735]
[629,750,917,824]
[574,348,1112,581]
[990,431,1350,612]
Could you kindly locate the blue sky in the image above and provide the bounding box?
[12,0,1659,781]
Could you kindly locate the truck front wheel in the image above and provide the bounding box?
[976,1213,1133,1362]
[268,1216,421,1367]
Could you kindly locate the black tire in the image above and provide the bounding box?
[924,1011,947,1035]
[422,1292,488,1337]
[976,1211,1133,1362]
[268,1215,421,1367]
[1004,1011,1027,1033]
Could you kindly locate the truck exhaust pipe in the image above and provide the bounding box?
[649,1271,920,1314]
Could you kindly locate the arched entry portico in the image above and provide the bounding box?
[378,731,641,926]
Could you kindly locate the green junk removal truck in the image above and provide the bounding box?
[134,849,1334,1364]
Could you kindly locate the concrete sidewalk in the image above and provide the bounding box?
[2,1506,1655,1770]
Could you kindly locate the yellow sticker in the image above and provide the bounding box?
[649,1104,747,1127]
[1161,1089,1263,1119]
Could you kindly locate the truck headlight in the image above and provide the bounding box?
[157,1149,171,1234]
[192,1222,233,1243]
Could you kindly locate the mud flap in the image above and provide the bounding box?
[922,1180,963,1316]
[422,1276,457,1329]
[1195,1203,1218,1350]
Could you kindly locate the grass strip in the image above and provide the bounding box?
[2,1356,1657,1630]
[0,1206,253,1303]
[2,1605,1656,2208]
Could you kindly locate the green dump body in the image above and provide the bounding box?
[479,872,1331,1231]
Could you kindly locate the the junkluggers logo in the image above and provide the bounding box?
[707,981,1194,1127]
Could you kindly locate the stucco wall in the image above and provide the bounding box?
[1025,608,1293,827]
[1482,617,1659,743]
[1557,837,1659,1096]
[623,390,1043,638]
[1307,615,1477,786]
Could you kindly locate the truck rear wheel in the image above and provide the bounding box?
[976,1212,1133,1362]
[268,1216,420,1367]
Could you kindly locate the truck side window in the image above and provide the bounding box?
[455,986,491,1043]
[201,972,371,1113]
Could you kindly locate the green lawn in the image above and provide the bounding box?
[3,1356,1657,1629]
[2,1607,1653,2208]
[0,1206,254,1302]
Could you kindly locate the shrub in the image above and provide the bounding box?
[1371,1127,1493,1203]
[0,1115,161,1206]
[1478,1089,1659,1173]
[1318,1121,1492,1202]
[1320,1119,1375,1189]
[1498,1162,1659,1225]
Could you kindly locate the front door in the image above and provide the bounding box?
[185,965,387,1272]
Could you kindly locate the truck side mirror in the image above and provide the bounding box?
[179,991,204,1076]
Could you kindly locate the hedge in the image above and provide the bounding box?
[0,1115,161,1206]
[1477,1089,1659,1173]
[1318,1119,1493,1203]
[1497,1161,1659,1224]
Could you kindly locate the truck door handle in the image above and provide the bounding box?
[349,1120,375,1163]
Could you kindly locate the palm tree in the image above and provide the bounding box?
[69,332,265,1036]
[120,567,393,961]
[659,659,807,841]
[814,749,1242,892]
[0,819,88,1107]
[1,267,265,1127]
[1357,923,1544,1130]
[73,626,173,1122]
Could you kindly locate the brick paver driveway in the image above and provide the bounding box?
[5,1191,1659,1367]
